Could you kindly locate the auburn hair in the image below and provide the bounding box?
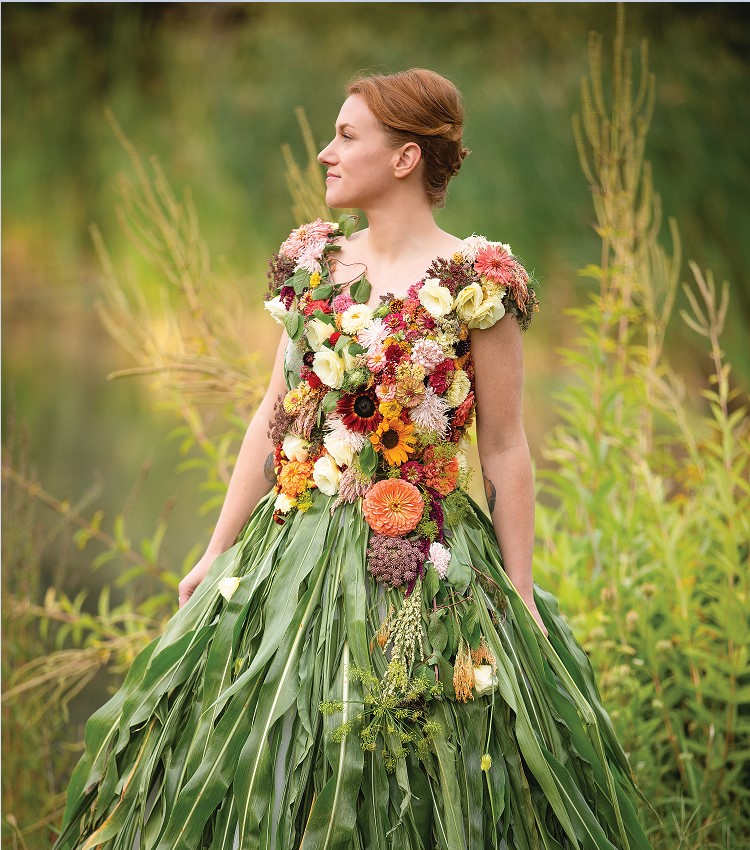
[346,68,470,208]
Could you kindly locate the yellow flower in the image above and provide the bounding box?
[378,400,403,419]
[480,753,492,772]
[310,271,321,287]
[369,418,417,467]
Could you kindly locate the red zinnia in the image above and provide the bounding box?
[302,298,333,316]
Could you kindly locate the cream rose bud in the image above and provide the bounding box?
[453,282,484,322]
[323,433,354,468]
[306,317,336,351]
[418,278,454,318]
[263,295,289,325]
[312,454,341,496]
[274,492,294,513]
[282,433,310,462]
[473,664,498,696]
[468,293,506,330]
[217,576,241,601]
[340,303,373,335]
[312,348,345,389]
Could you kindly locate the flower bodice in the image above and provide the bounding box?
[264,216,538,585]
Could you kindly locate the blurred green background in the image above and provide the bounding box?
[3,0,749,621]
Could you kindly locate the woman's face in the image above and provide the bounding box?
[317,95,403,210]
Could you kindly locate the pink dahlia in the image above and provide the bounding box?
[279,219,336,261]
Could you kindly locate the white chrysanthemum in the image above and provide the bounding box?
[459,234,491,264]
[313,454,341,496]
[282,433,310,462]
[433,329,458,358]
[218,576,241,601]
[357,317,390,353]
[312,348,345,389]
[274,492,294,513]
[428,541,451,579]
[340,303,373,335]
[324,415,367,452]
[410,338,445,374]
[445,369,471,408]
[263,295,288,325]
[410,387,450,436]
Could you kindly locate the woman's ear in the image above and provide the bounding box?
[393,142,423,180]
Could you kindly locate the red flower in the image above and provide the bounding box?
[329,331,341,346]
[336,389,382,433]
[307,372,323,390]
[452,391,475,428]
[428,359,455,394]
[303,298,333,316]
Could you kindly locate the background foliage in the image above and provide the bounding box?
[2,4,749,849]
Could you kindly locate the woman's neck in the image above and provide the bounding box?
[358,192,446,262]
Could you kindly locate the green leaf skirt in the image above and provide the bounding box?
[54,491,652,850]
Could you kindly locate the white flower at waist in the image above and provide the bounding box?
[453,282,484,323]
[445,368,471,408]
[274,492,294,513]
[312,453,341,496]
[428,541,451,579]
[218,576,241,601]
[264,295,288,325]
[418,277,454,318]
[313,348,346,389]
[340,303,373,335]
[467,291,506,330]
[473,664,498,696]
[306,317,336,351]
[282,433,310,462]
[323,432,354,468]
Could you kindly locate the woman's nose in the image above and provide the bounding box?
[317,141,335,165]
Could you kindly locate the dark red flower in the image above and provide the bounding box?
[303,299,332,316]
[336,389,382,433]
[307,372,323,390]
[329,331,341,346]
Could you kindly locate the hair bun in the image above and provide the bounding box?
[449,146,471,177]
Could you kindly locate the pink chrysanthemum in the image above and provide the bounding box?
[428,541,451,579]
[279,220,336,261]
[332,293,356,313]
[358,318,390,353]
[410,388,450,436]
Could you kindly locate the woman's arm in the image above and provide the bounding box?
[178,329,290,606]
[471,313,548,635]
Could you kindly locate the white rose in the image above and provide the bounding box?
[468,293,506,330]
[418,278,454,318]
[473,664,498,697]
[445,369,471,408]
[453,282,484,322]
[218,576,241,601]
[312,454,341,496]
[274,492,294,513]
[340,304,373,335]
[312,348,346,389]
[264,296,289,325]
[323,433,354,468]
[282,433,310,462]
[306,317,336,351]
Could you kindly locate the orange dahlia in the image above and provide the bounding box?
[278,459,314,498]
[362,479,424,536]
[369,417,416,467]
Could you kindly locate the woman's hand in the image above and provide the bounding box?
[178,550,220,608]
[520,593,549,637]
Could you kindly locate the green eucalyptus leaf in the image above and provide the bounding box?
[359,440,378,477]
[428,612,448,654]
[338,213,358,238]
[334,334,352,353]
[348,342,366,356]
[322,391,341,413]
[289,268,311,295]
[310,284,333,300]
[350,276,372,304]
[283,311,304,341]
[423,564,440,602]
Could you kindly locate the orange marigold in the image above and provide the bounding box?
[362,479,424,536]
[278,459,314,498]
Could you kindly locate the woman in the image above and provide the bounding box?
[55,69,650,850]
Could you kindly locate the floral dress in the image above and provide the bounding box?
[53,219,651,850]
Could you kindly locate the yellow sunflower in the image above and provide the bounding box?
[369,417,417,467]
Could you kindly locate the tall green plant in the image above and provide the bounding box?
[536,7,749,848]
